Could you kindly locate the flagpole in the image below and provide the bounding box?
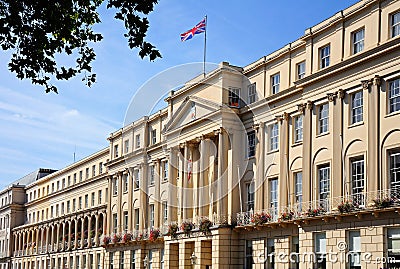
[203,15,207,77]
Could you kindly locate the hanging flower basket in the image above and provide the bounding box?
[167,223,179,239]
[149,229,160,241]
[181,221,195,236]
[134,233,143,241]
[279,211,294,221]
[102,236,110,246]
[251,212,272,225]
[304,207,326,217]
[337,200,356,213]
[111,234,122,244]
[199,218,212,235]
[123,233,132,243]
[373,197,394,209]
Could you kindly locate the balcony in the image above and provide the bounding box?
[236,188,400,228]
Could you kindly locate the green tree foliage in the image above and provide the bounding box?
[0,0,161,93]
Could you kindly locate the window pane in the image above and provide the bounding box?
[352,91,363,124]
[390,79,400,113]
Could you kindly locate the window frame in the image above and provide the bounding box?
[389,151,400,191]
[247,83,256,104]
[391,11,400,38]
[271,73,280,95]
[297,61,305,80]
[352,28,365,54]
[151,129,157,145]
[228,87,240,108]
[387,228,400,268]
[351,158,365,207]
[136,134,141,149]
[162,201,168,224]
[246,182,254,211]
[113,178,118,196]
[270,178,279,220]
[294,172,303,210]
[247,131,256,158]
[123,211,128,233]
[318,103,329,134]
[320,45,330,69]
[134,170,140,190]
[348,230,361,269]
[114,145,119,158]
[318,165,330,209]
[293,114,303,143]
[123,174,129,193]
[269,123,279,151]
[163,161,168,181]
[149,204,155,228]
[314,232,327,268]
[388,78,400,114]
[124,140,129,153]
[351,91,364,124]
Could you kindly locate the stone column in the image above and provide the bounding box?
[61,223,66,250]
[302,101,313,204]
[365,76,381,194]
[81,218,85,249]
[182,143,189,221]
[278,113,290,209]
[177,146,184,223]
[255,122,265,212]
[88,217,92,247]
[74,220,78,249]
[192,142,200,220]
[68,222,72,249]
[117,173,123,233]
[217,128,228,219]
[45,227,49,251]
[128,167,133,231]
[106,176,112,236]
[94,215,99,246]
[101,213,108,234]
[331,90,345,201]
[154,159,161,228]
[199,137,211,217]
[139,163,148,230]
[167,148,178,223]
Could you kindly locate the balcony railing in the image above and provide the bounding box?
[237,188,400,227]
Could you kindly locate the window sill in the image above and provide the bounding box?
[267,149,279,155]
[385,110,400,118]
[246,156,256,160]
[134,188,139,192]
[348,121,364,129]
[316,132,330,138]
[292,141,303,147]
[123,190,128,194]
[149,184,155,187]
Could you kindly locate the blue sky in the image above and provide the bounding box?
[0,0,359,187]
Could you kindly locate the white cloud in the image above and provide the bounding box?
[0,86,118,183]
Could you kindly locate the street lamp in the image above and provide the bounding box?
[190,252,197,265]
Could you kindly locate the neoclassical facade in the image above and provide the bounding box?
[3,0,400,268]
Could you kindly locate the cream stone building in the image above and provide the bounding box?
[5,0,400,268]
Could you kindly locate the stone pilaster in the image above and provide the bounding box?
[302,101,313,204]
[278,113,290,208]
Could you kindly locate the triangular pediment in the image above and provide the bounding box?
[163,96,222,134]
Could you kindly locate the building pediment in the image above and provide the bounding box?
[163,96,223,135]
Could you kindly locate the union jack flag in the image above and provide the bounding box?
[180,17,206,42]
